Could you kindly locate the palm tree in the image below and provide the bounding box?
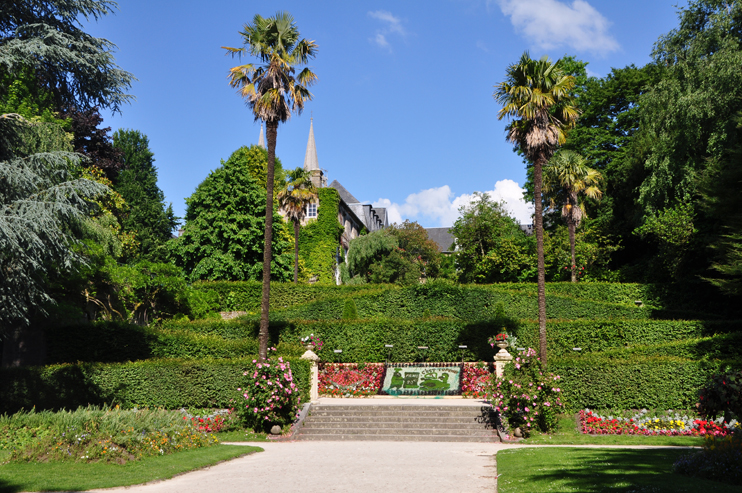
[494,52,579,367]
[223,12,318,360]
[278,168,318,284]
[543,150,603,282]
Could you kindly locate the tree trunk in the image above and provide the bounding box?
[569,219,577,283]
[259,121,278,361]
[534,153,548,368]
[293,220,300,284]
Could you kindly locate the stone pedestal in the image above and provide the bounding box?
[300,349,320,403]
[494,343,513,378]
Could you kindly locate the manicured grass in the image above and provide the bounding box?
[522,415,704,447]
[496,447,741,493]
[215,429,269,442]
[0,444,261,493]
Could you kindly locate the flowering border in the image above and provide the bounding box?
[319,363,385,397]
[580,409,740,437]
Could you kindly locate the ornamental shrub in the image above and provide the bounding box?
[698,369,742,422]
[342,298,358,320]
[489,348,565,437]
[236,349,301,433]
[318,363,384,397]
[461,362,492,398]
[673,433,742,485]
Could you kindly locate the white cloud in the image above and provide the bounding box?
[368,10,406,51]
[372,180,534,228]
[476,40,489,52]
[495,0,619,55]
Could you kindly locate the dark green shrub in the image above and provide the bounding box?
[697,369,742,421]
[342,298,358,320]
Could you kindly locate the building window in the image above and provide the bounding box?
[307,203,318,218]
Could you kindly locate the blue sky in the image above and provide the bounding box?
[85,0,686,228]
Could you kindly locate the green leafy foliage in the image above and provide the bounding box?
[298,187,342,284]
[169,145,293,282]
[635,202,697,280]
[0,357,311,414]
[450,192,535,283]
[112,129,178,262]
[341,298,358,320]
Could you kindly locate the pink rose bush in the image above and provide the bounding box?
[487,348,564,437]
[236,348,300,432]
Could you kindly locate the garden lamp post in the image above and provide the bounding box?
[417,346,428,363]
[385,344,394,365]
[333,349,342,363]
[458,345,467,365]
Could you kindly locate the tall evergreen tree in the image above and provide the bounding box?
[112,129,178,262]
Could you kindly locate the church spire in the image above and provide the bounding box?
[258,124,265,149]
[303,118,319,171]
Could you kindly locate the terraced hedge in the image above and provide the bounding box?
[0,357,311,414]
[552,356,742,410]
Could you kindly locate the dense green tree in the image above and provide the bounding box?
[344,229,418,285]
[112,129,178,262]
[170,146,293,284]
[543,150,603,282]
[387,220,442,279]
[0,0,134,112]
[450,193,534,283]
[0,149,107,334]
[223,12,318,359]
[494,52,578,366]
[278,168,317,283]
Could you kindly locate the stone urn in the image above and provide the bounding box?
[305,343,315,352]
[494,340,510,360]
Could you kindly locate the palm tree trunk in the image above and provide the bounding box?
[534,154,548,367]
[293,220,300,284]
[259,121,278,361]
[569,219,577,283]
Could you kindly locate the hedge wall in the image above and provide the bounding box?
[552,356,742,410]
[270,283,652,321]
[190,281,740,319]
[0,357,311,414]
[44,322,262,363]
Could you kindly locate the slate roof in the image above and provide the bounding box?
[425,227,455,253]
[328,180,360,204]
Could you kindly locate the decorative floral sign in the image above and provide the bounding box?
[319,364,383,397]
[382,365,461,396]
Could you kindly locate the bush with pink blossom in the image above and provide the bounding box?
[236,348,301,433]
[487,347,565,437]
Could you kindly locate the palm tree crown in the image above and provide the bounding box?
[223,12,318,124]
[494,52,578,162]
[544,150,603,229]
[278,168,318,284]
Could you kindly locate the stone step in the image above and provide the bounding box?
[309,410,492,418]
[299,427,496,436]
[296,433,500,442]
[305,416,486,424]
[310,405,491,412]
[301,421,491,430]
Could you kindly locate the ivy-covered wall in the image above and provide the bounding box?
[298,187,343,285]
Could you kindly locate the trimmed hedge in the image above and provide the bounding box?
[552,356,742,410]
[515,319,742,359]
[0,357,311,414]
[44,322,261,363]
[270,283,652,321]
[191,281,740,319]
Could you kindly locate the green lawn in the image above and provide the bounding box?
[215,429,269,441]
[521,415,704,447]
[496,447,741,493]
[0,444,261,493]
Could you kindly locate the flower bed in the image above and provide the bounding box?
[580,409,740,437]
[319,363,384,397]
[461,363,492,398]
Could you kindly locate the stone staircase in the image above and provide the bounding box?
[295,404,500,442]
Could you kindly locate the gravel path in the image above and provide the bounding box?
[91,441,505,493]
